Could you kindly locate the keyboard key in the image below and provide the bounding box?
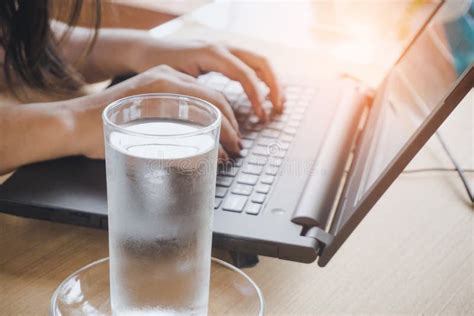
[244,123,264,132]
[256,183,271,194]
[257,137,273,146]
[268,122,285,130]
[266,166,279,176]
[261,175,275,184]
[261,129,280,138]
[219,159,233,168]
[271,149,286,158]
[287,119,300,128]
[297,100,309,108]
[285,85,303,93]
[273,114,289,122]
[237,174,259,185]
[218,166,239,177]
[283,127,298,135]
[243,131,259,140]
[209,82,226,91]
[198,73,212,83]
[258,81,270,95]
[232,158,244,167]
[232,102,242,111]
[216,176,233,187]
[262,100,273,110]
[251,193,266,204]
[280,134,293,142]
[222,195,247,213]
[285,89,299,97]
[279,142,290,150]
[225,92,240,105]
[242,164,263,175]
[248,115,260,124]
[215,187,228,198]
[299,95,312,102]
[285,99,297,107]
[236,94,251,105]
[241,139,254,149]
[225,81,244,95]
[293,107,306,114]
[246,203,261,215]
[268,157,283,167]
[240,149,249,157]
[253,146,270,156]
[287,85,302,90]
[214,198,223,209]
[292,113,304,120]
[207,73,229,85]
[247,155,268,165]
[232,183,253,196]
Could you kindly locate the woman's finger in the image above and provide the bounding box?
[230,48,284,113]
[167,79,241,155]
[199,46,268,122]
[218,144,229,162]
[159,67,240,132]
[217,115,241,156]
[187,81,240,133]
[167,67,197,83]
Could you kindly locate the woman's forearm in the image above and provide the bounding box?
[56,22,150,83]
[0,57,182,174]
[0,79,145,174]
[56,23,202,83]
[0,100,80,174]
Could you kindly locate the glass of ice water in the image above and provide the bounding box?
[102,94,221,315]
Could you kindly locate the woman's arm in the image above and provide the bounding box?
[0,98,83,174]
[0,65,243,175]
[53,22,146,83]
[0,87,118,174]
[55,24,284,119]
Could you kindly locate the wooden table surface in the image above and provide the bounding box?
[1,2,473,315]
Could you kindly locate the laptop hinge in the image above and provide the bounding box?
[304,226,335,255]
[291,81,370,229]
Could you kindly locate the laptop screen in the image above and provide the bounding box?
[354,3,474,206]
[320,1,473,266]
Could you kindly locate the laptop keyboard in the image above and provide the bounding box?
[198,73,316,216]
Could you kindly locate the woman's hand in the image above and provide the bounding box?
[130,40,284,121]
[59,27,283,119]
[79,65,244,160]
[0,64,244,173]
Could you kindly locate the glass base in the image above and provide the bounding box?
[50,257,264,316]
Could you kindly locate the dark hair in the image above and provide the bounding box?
[0,0,101,96]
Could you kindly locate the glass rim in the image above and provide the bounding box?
[102,93,222,138]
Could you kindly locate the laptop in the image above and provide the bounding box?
[0,1,472,267]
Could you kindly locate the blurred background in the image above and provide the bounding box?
[53,0,474,87]
[54,0,474,85]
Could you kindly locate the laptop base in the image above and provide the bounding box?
[212,248,260,268]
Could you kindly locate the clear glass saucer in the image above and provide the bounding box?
[50,257,264,316]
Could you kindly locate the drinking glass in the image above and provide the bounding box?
[102,94,221,315]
